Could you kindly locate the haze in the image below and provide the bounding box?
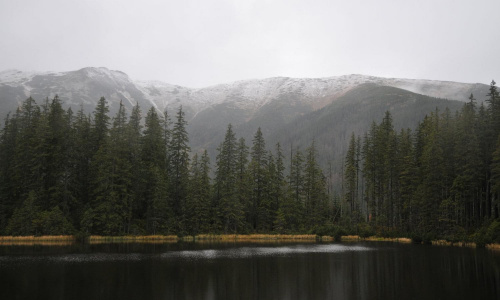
[0,0,499,88]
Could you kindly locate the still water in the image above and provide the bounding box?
[0,241,499,300]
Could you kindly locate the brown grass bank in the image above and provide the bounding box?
[0,235,75,246]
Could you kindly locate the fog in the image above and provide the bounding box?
[0,0,499,87]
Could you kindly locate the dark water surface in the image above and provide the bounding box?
[0,241,499,300]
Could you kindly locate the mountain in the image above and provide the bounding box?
[0,67,490,182]
[268,84,465,177]
[1,67,489,117]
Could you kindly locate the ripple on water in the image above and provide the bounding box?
[0,244,373,265]
[160,244,373,260]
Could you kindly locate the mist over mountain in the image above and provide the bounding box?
[0,67,489,183]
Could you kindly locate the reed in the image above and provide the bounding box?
[0,235,75,241]
[0,235,76,246]
[340,235,362,241]
[193,234,318,241]
[431,240,477,247]
[486,243,500,250]
[89,235,179,243]
[365,237,412,243]
[320,236,334,242]
[339,235,412,243]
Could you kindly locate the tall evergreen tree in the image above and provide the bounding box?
[214,124,245,233]
[141,107,169,234]
[169,106,190,232]
[249,128,268,230]
[303,140,328,229]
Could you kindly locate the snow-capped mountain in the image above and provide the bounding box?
[0,67,488,121]
[0,67,490,178]
[0,67,153,116]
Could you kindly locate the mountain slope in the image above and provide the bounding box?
[0,67,488,177]
[267,84,466,183]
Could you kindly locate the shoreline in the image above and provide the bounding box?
[0,234,498,249]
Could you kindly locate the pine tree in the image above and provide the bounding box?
[186,151,211,235]
[214,124,245,233]
[86,101,132,235]
[236,137,251,231]
[249,128,268,230]
[303,140,328,229]
[141,107,169,234]
[344,133,359,224]
[91,97,110,154]
[127,103,143,234]
[169,106,190,232]
[65,107,90,228]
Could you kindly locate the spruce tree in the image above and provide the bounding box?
[214,124,244,233]
[249,128,268,230]
[344,133,359,224]
[141,107,169,234]
[169,106,190,232]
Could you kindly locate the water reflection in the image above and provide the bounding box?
[162,244,372,260]
[0,242,498,300]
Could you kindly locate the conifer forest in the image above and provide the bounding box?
[1,81,500,244]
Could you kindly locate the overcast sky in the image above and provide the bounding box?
[0,0,499,88]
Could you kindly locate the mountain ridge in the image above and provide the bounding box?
[0,67,490,118]
[0,67,485,188]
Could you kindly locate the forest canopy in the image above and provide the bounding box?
[1,81,500,244]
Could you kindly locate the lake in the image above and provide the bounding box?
[0,241,499,299]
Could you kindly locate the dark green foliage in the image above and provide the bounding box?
[2,81,500,240]
[349,81,500,240]
[185,151,211,235]
[169,106,191,232]
[213,124,245,233]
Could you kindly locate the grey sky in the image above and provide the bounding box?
[1,0,499,88]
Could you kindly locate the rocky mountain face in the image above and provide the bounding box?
[0,67,490,179]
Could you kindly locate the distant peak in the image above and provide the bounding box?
[77,67,129,80]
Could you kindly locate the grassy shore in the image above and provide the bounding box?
[88,235,179,244]
[340,235,412,243]
[0,234,498,249]
[0,235,75,246]
[189,234,318,242]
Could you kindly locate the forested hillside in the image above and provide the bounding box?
[267,84,465,185]
[1,81,499,244]
[342,81,500,244]
[0,97,333,236]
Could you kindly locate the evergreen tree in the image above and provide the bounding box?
[236,137,251,231]
[249,128,268,230]
[186,151,211,235]
[214,124,245,233]
[344,133,359,224]
[303,140,328,229]
[69,106,92,228]
[91,97,110,154]
[141,107,169,234]
[169,106,190,232]
[127,103,143,233]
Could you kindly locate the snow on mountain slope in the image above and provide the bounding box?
[0,67,489,121]
[139,73,487,118]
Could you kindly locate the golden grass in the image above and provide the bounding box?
[486,243,500,250]
[0,235,75,241]
[320,236,334,242]
[0,235,76,246]
[88,235,179,244]
[340,235,362,241]
[431,240,477,248]
[366,237,412,243]
[193,234,318,242]
[339,235,412,243]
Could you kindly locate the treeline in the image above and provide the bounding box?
[0,96,335,236]
[343,81,500,243]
